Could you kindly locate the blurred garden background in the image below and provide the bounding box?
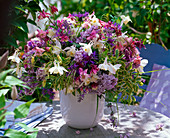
[0,0,169,57]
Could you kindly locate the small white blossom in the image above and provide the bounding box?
[8,50,21,63]
[108,63,122,74]
[120,15,132,26]
[98,57,121,74]
[48,29,56,37]
[64,45,76,57]
[52,39,62,55]
[79,41,93,56]
[137,59,148,73]
[98,57,110,71]
[49,60,68,75]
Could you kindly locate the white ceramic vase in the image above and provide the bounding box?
[60,90,105,129]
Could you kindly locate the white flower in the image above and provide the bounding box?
[48,29,56,37]
[120,15,132,26]
[137,59,148,73]
[8,50,21,63]
[98,57,121,74]
[12,63,27,78]
[79,41,93,56]
[98,57,110,71]
[64,46,76,57]
[49,61,68,75]
[52,39,62,55]
[67,85,74,94]
[108,63,122,74]
[89,13,101,26]
[90,74,99,83]
[116,31,128,43]
[91,16,101,26]
[93,40,105,51]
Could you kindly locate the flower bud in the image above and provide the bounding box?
[11,85,18,100]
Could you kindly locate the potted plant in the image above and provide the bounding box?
[8,7,148,129]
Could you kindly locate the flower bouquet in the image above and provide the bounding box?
[9,7,148,128]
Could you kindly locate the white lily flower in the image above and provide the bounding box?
[52,39,62,55]
[64,46,76,57]
[120,15,132,26]
[98,57,110,71]
[8,50,21,63]
[79,41,93,56]
[108,63,122,74]
[137,59,148,73]
[49,61,68,76]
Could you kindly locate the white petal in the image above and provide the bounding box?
[141,59,148,67]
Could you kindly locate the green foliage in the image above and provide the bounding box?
[2,0,44,50]
[0,53,37,137]
[14,98,35,119]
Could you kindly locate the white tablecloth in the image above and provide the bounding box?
[37,101,170,138]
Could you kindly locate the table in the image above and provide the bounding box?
[37,101,170,138]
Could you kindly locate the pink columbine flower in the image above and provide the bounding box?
[33,47,45,56]
[50,5,58,14]
[38,10,51,20]
[79,68,90,82]
[60,35,69,42]
[90,64,99,75]
[37,30,47,39]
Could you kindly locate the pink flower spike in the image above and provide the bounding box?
[76,130,80,135]
[50,5,58,14]
[38,10,51,20]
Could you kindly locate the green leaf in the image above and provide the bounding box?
[0,115,6,128]
[14,98,35,119]
[27,132,38,138]
[0,89,10,96]
[0,95,5,108]
[16,122,38,132]
[27,19,37,26]
[0,69,13,81]
[13,29,28,41]
[115,49,119,59]
[4,76,24,86]
[5,36,18,48]
[28,1,41,12]
[4,129,28,138]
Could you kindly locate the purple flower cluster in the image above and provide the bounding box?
[76,26,102,43]
[42,88,55,100]
[71,12,89,18]
[94,74,118,96]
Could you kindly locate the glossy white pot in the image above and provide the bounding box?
[60,90,105,129]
